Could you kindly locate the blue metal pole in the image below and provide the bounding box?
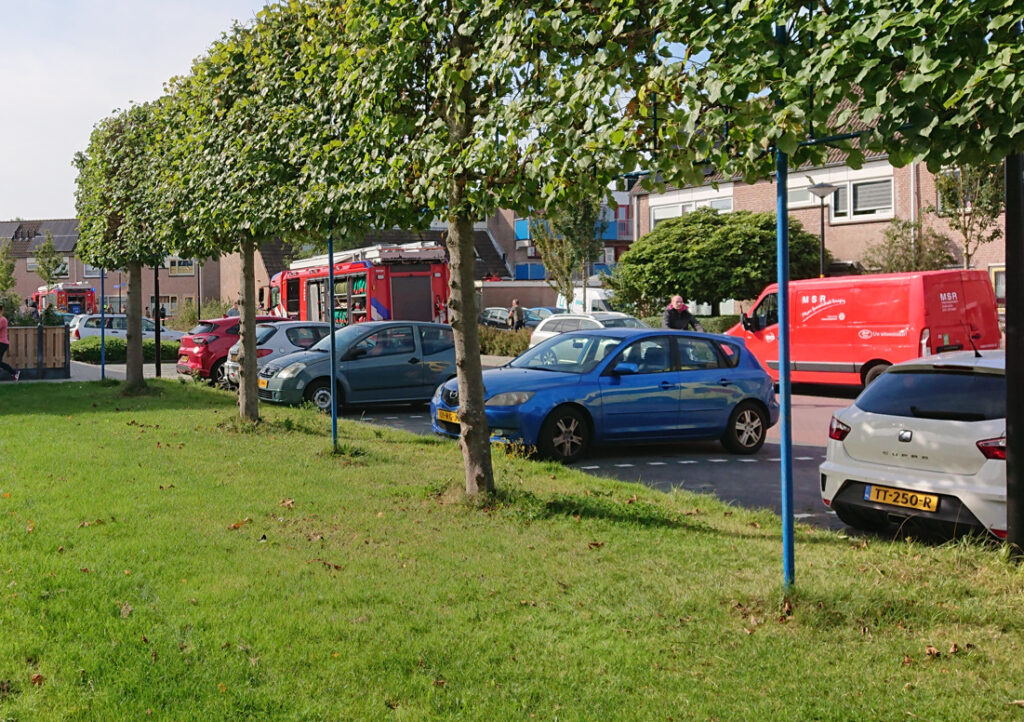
[776,149,795,589]
[100,269,106,380]
[327,227,338,452]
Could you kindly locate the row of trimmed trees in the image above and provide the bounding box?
[74,0,1023,498]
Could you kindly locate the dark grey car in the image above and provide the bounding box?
[258,321,456,411]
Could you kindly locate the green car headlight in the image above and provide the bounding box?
[277,362,307,379]
[486,391,535,407]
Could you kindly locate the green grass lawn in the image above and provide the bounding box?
[1,381,1023,721]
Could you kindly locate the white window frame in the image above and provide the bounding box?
[25,256,37,271]
[82,262,102,278]
[167,256,195,277]
[831,178,894,223]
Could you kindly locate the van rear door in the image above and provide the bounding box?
[921,272,998,353]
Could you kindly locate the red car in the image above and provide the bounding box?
[176,316,281,384]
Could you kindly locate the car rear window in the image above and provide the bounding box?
[856,369,1006,421]
[602,317,645,328]
[256,325,278,344]
[189,322,219,334]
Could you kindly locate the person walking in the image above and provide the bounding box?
[507,299,525,331]
[0,303,20,381]
[225,301,240,317]
[662,295,705,332]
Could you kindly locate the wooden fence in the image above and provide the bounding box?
[5,325,71,380]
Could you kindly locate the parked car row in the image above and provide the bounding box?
[479,305,565,330]
[70,313,184,342]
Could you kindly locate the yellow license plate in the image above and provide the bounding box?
[178,355,188,364]
[864,485,939,513]
[258,378,268,388]
[230,352,238,362]
[437,408,459,424]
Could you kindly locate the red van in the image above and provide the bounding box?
[726,270,1001,386]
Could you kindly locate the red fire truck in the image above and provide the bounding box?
[33,282,98,315]
[268,243,451,325]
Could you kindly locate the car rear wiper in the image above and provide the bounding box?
[909,405,985,421]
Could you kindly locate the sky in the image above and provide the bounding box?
[0,0,270,221]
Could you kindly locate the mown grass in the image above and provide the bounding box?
[1,381,1023,721]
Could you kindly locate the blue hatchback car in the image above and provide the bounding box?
[432,328,779,462]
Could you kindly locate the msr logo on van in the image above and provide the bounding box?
[799,295,847,323]
[938,290,960,312]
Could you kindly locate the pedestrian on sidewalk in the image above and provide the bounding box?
[0,303,21,381]
[662,295,704,332]
[507,299,525,331]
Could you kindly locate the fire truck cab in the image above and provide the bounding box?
[269,243,450,325]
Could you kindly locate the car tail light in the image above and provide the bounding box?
[257,348,273,358]
[919,327,930,356]
[991,529,1007,539]
[977,436,1006,460]
[71,328,80,341]
[828,416,851,441]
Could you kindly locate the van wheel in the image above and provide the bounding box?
[539,406,589,463]
[721,401,768,454]
[305,379,340,412]
[863,363,890,387]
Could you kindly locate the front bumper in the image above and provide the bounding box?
[430,399,540,447]
[255,375,306,405]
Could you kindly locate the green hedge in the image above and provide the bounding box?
[71,336,181,364]
[478,325,531,357]
[640,314,741,334]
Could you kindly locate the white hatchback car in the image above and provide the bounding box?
[69,314,184,342]
[528,312,647,348]
[820,350,1006,539]
[224,321,330,387]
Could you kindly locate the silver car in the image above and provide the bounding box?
[224,321,330,387]
[528,312,647,348]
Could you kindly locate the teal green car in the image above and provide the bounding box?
[257,321,455,411]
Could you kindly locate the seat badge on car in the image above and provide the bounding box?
[898,429,913,443]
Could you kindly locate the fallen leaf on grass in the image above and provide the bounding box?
[159,484,175,490]
[120,603,132,618]
[949,643,961,655]
[925,645,941,658]
[748,522,761,529]
[308,532,324,542]
[434,678,446,687]
[217,682,227,693]
[279,498,294,508]
[1010,700,1024,708]
[227,517,252,531]
[1,492,10,498]
[306,558,343,570]
[80,567,91,573]
[30,674,44,686]
[384,698,400,709]
[587,541,604,550]
[902,655,913,666]
[626,494,637,505]
[26,520,34,534]
[78,519,105,528]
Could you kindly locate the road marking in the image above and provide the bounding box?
[386,416,399,420]
[409,415,423,419]
[738,459,758,463]
[614,463,635,468]
[647,461,666,466]
[768,457,781,461]
[795,456,814,461]
[708,459,727,463]
[678,460,697,464]
[580,465,601,470]
[794,513,819,519]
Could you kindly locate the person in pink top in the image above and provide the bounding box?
[0,302,19,381]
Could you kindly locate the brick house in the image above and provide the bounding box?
[0,219,221,316]
[630,157,1007,308]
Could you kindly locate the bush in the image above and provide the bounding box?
[640,315,741,334]
[478,325,531,357]
[167,298,232,332]
[71,336,180,364]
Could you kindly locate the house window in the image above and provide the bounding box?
[82,263,102,278]
[832,179,893,220]
[149,295,180,315]
[55,258,70,277]
[167,257,195,276]
[787,186,813,207]
[650,203,692,229]
[707,198,733,212]
[26,257,37,271]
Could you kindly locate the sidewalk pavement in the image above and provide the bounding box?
[68,361,183,381]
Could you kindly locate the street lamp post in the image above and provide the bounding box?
[808,182,838,278]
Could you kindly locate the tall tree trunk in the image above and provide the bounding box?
[448,213,494,495]
[238,235,259,422]
[125,261,145,391]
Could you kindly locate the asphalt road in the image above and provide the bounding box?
[340,387,856,532]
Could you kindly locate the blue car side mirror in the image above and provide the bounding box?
[612,362,639,375]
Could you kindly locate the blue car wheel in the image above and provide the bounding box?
[539,406,590,463]
[720,401,768,454]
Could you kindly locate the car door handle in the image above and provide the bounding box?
[659,380,676,390]
[408,357,420,364]
[718,378,733,386]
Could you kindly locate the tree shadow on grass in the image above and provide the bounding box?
[490,485,715,533]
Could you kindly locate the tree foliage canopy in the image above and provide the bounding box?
[609,209,820,316]
[530,197,606,307]
[930,162,1005,269]
[33,232,67,287]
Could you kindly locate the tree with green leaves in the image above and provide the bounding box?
[33,232,66,287]
[610,209,820,316]
[929,163,1004,269]
[0,240,16,310]
[74,102,170,391]
[333,0,658,495]
[529,197,606,310]
[861,218,955,273]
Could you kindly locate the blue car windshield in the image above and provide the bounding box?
[310,324,371,353]
[511,333,622,374]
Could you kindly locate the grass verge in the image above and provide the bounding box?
[1,381,1023,720]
